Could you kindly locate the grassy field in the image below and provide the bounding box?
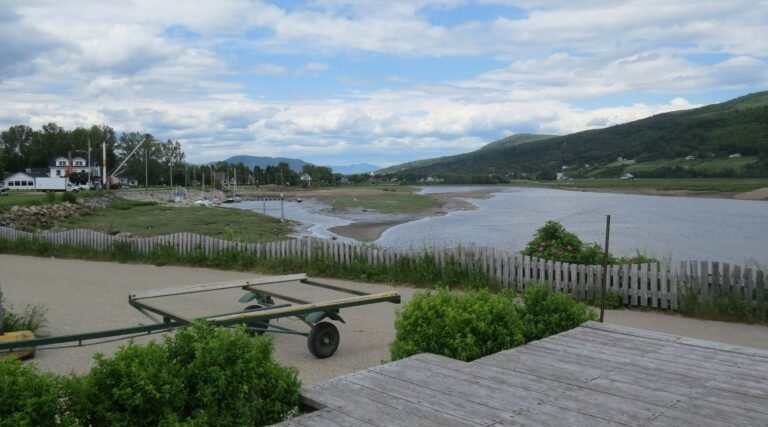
[509,178,768,193]
[0,191,103,212]
[62,199,293,242]
[318,187,441,214]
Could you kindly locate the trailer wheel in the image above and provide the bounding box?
[244,305,269,336]
[307,322,340,359]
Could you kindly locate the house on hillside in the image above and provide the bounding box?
[49,155,101,181]
[620,173,635,180]
[685,155,695,160]
[2,170,49,191]
[728,153,742,159]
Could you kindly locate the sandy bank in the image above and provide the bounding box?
[328,219,412,242]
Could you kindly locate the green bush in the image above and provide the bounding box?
[523,221,659,266]
[0,285,48,333]
[520,284,597,342]
[66,321,300,427]
[390,289,524,362]
[0,360,62,427]
[45,191,56,203]
[60,192,77,203]
[523,221,606,264]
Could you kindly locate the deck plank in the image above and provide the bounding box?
[283,323,768,427]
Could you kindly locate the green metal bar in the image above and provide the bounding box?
[0,322,185,351]
[300,279,371,296]
[129,299,190,323]
[242,286,311,305]
[215,303,292,318]
[209,291,401,324]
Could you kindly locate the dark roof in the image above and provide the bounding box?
[49,155,89,167]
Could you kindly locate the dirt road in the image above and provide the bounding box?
[2,255,766,385]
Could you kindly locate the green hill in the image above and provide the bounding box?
[382,91,768,179]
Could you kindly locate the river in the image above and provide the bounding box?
[231,186,768,265]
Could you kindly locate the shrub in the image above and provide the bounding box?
[60,192,77,203]
[0,285,48,333]
[523,220,606,264]
[520,284,597,342]
[523,221,659,266]
[66,321,300,426]
[0,360,62,427]
[390,289,524,362]
[45,191,56,203]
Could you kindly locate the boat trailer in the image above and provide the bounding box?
[0,274,400,359]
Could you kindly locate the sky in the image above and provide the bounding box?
[1,1,767,167]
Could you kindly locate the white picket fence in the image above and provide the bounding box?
[1,226,764,317]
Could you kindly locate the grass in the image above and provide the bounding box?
[0,191,105,212]
[0,237,501,291]
[61,199,293,243]
[319,187,441,214]
[510,178,768,193]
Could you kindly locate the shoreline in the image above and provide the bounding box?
[300,184,768,243]
[324,189,494,242]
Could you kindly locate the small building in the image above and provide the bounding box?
[620,173,635,180]
[685,155,695,161]
[2,171,43,191]
[556,172,567,181]
[728,153,742,159]
[49,155,100,181]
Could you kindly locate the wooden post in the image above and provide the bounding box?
[599,215,611,322]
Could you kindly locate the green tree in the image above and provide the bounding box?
[1,125,37,171]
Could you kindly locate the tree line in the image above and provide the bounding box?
[0,123,364,188]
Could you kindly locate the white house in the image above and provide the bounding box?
[685,155,695,161]
[620,173,635,180]
[49,156,101,180]
[2,170,48,191]
[728,153,742,159]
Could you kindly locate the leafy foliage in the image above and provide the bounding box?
[390,289,524,362]
[0,360,62,427]
[65,322,300,427]
[519,284,597,342]
[0,286,48,333]
[391,286,598,362]
[522,221,607,264]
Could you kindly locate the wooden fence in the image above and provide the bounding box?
[1,226,764,317]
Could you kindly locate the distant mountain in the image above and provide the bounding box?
[329,163,380,174]
[381,91,768,178]
[223,155,308,171]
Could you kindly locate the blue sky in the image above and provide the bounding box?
[1,0,766,167]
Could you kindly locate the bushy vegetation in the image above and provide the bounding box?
[390,289,524,361]
[0,285,48,333]
[522,221,607,264]
[0,360,62,427]
[390,285,596,362]
[519,284,597,342]
[2,322,300,426]
[522,221,657,266]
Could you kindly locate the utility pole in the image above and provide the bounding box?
[145,139,149,189]
[87,139,92,187]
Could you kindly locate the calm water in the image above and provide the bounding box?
[230,187,768,265]
[379,187,768,265]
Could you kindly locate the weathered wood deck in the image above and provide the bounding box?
[275,321,768,426]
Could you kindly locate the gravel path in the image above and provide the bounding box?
[2,255,766,385]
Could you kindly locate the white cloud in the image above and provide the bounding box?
[0,1,765,165]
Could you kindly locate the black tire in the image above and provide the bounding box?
[244,305,269,336]
[307,322,340,359]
